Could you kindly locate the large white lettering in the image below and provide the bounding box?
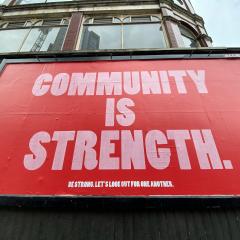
[32,70,208,96]
[23,129,229,171]
[23,131,51,170]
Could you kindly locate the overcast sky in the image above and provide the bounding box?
[191,0,240,47]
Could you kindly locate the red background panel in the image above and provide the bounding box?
[0,59,240,196]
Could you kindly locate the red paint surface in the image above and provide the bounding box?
[0,59,240,196]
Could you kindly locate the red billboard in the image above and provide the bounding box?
[0,59,240,196]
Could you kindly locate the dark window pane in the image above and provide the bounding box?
[180,26,193,39]
[0,29,29,52]
[20,27,67,52]
[180,26,199,48]
[42,19,62,26]
[81,25,121,50]
[42,27,67,51]
[93,18,113,24]
[7,22,26,28]
[123,23,166,49]
[131,16,151,22]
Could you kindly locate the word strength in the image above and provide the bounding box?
[32,70,208,96]
[23,129,233,171]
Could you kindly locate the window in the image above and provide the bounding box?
[15,0,73,4]
[80,16,167,50]
[179,25,200,48]
[173,0,187,9]
[0,19,68,53]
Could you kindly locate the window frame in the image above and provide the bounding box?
[0,18,69,53]
[76,14,169,51]
[179,24,201,48]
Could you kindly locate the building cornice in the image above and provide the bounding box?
[0,0,204,25]
[1,0,158,12]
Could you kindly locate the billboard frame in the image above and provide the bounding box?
[1,48,240,208]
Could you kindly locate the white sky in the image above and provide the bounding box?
[191,0,240,47]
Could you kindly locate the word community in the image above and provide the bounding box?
[32,70,208,96]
